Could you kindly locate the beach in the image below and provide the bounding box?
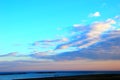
[15,74,120,80]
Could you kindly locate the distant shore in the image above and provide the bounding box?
[14,74,120,80]
[0,72,56,75]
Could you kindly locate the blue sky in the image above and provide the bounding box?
[0,0,120,71]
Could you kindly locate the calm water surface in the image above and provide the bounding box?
[0,71,120,80]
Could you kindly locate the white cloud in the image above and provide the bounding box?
[89,12,101,17]
[80,19,116,48]
[73,24,82,27]
[87,19,116,38]
[115,15,120,19]
[61,37,69,42]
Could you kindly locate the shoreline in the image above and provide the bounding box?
[14,74,120,80]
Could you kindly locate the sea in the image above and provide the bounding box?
[0,71,120,80]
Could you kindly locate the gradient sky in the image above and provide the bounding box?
[0,0,120,72]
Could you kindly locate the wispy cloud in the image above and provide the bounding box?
[0,52,18,57]
[32,39,61,46]
[0,51,53,62]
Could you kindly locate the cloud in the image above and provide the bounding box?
[78,39,98,48]
[50,34,120,61]
[73,24,83,27]
[30,50,53,57]
[89,12,101,17]
[0,51,53,62]
[61,37,69,42]
[32,39,61,46]
[31,38,69,49]
[0,52,18,57]
[27,28,120,61]
[0,55,53,62]
[31,37,70,52]
[55,18,116,50]
[87,19,116,38]
[115,15,120,20]
[39,39,60,43]
[0,56,32,62]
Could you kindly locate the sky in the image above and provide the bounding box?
[0,0,120,72]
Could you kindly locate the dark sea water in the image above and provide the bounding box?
[0,71,120,80]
